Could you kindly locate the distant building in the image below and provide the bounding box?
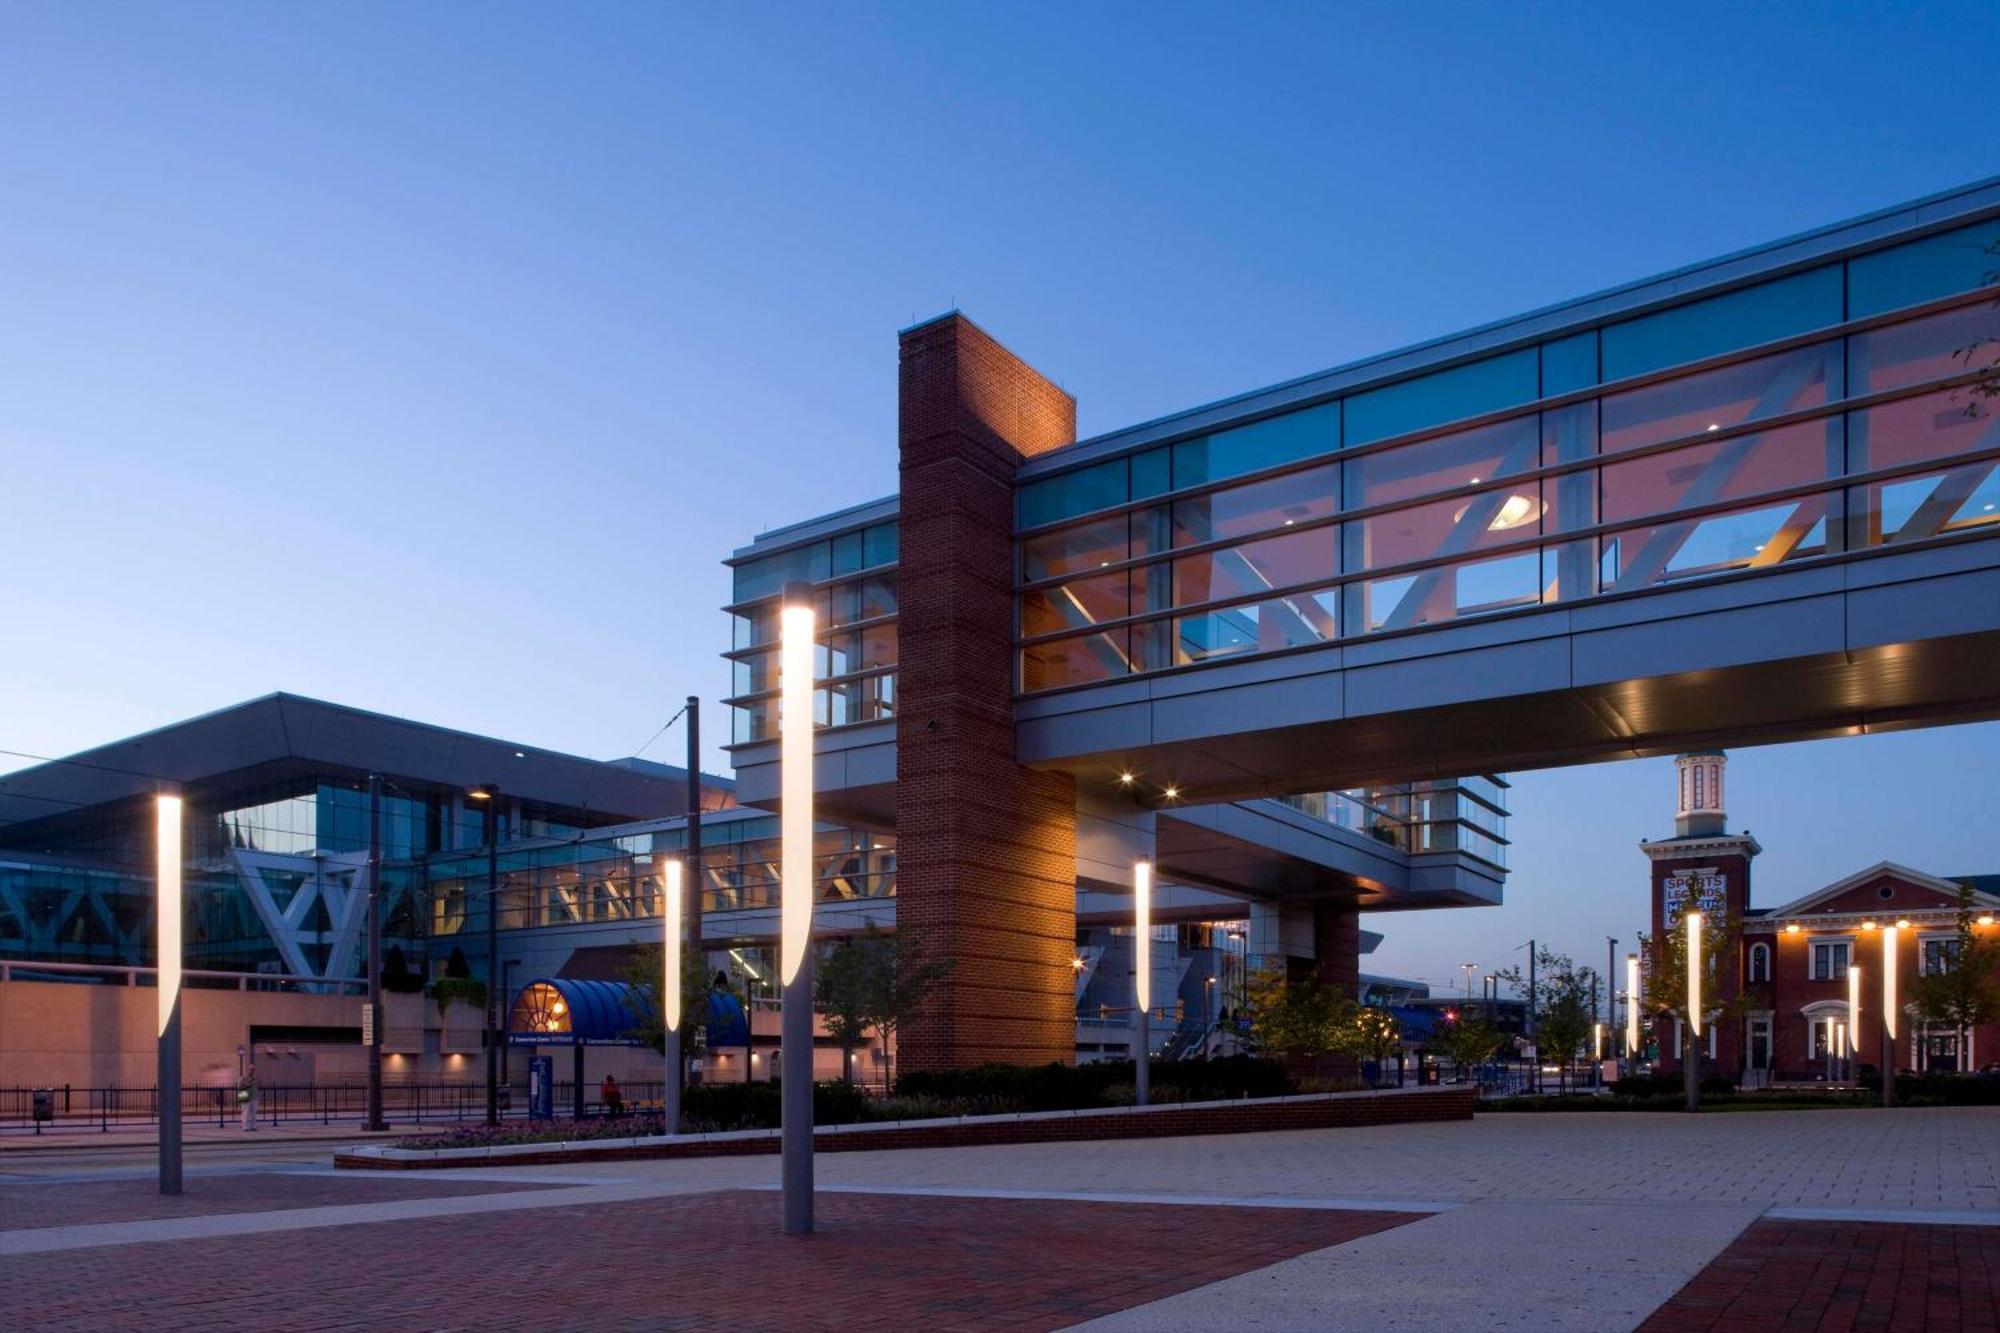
[1641,751,2000,1082]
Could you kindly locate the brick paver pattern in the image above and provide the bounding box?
[1640,1218,2000,1333]
[0,1189,1422,1331]
[0,1173,550,1231]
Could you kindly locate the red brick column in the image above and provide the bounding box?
[1314,900,1361,997]
[896,313,1079,1075]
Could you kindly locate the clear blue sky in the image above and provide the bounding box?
[2,3,1994,990]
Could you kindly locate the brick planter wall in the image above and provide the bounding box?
[338,1085,1478,1170]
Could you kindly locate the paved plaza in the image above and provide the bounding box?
[0,1109,1993,1329]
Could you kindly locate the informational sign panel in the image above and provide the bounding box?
[361,1003,375,1047]
[528,1055,554,1120]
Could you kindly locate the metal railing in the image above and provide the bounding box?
[0,958,367,994]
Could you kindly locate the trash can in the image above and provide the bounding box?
[1420,1064,1440,1086]
[31,1088,54,1132]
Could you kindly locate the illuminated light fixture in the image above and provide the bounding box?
[156,795,183,1040]
[1071,956,1086,971]
[779,596,815,988]
[1625,953,1640,1054]
[1835,1021,1846,1060]
[468,786,493,801]
[1894,918,1910,930]
[1163,785,1180,801]
[1686,911,1702,1037]
[1862,920,1877,931]
[1784,923,1801,934]
[1593,1022,1604,1060]
[551,999,567,1017]
[1706,422,1721,432]
[1848,963,1861,1056]
[1980,915,1995,927]
[663,858,683,1032]
[1118,771,1135,786]
[1452,493,1544,532]
[1134,861,1152,1014]
[1882,923,1899,1040]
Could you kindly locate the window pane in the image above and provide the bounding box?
[1855,463,2000,546]
[1173,463,1338,546]
[1600,419,1842,526]
[1599,497,1832,593]
[732,542,830,602]
[830,530,863,576]
[1349,549,1541,632]
[1018,458,1128,529]
[1131,447,1171,499]
[1020,629,1132,690]
[1848,389,1999,472]
[853,575,897,623]
[1021,570,1129,637]
[1345,486,1542,572]
[1601,267,1843,382]
[1847,303,2000,396]
[1345,415,1540,510]
[1541,331,1598,396]
[1848,219,2000,318]
[855,624,897,672]
[732,651,778,696]
[1020,514,1128,580]
[1172,403,1339,487]
[1173,592,1339,663]
[1172,527,1336,607]
[1344,349,1538,447]
[1601,342,1841,455]
[862,522,899,569]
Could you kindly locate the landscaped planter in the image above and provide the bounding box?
[335,1083,1476,1170]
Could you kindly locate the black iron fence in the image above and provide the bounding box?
[0,1080,671,1134]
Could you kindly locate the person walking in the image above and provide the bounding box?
[238,1062,259,1131]
[600,1073,623,1117]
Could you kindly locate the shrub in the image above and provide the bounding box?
[893,1056,1291,1111]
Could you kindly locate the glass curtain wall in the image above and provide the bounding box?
[1017,218,2000,691]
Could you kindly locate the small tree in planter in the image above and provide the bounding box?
[1426,1010,1505,1084]
[1641,911,1746,1111]
[1335,1004,1403,1086]
[1912,883,2000,1075]
[857,925,950,1090]
[1498,947,1600,1094]
[815,936,876,1085]
[1245,964,1351,1082]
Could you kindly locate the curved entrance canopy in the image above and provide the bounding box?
[507,976,750,1049]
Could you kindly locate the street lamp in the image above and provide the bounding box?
[1625,953,1640,1060]
[779,582,816,1235]
[1847,962,1861,1084]
[1882,921,1901,1107]
[1460,962,1476,1000]
[1686,911,1703,1044]
[469,783,501,1126]
[1133,859,1152,1108]
[156,792,184,1195]
[663,857,684,1136]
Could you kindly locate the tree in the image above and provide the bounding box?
[855,925,951,1090]
[1244,964,1350,1064]
[1912,884,2000,1073]
[1426,1010,1505,1082]
[619,941,721,1070]
[1497,947,1600,1094]
[1640,911,1747,1111]
[815,935,877,1084]
[1333,1004,1402,1084]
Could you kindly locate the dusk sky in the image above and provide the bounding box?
[3,4,1995,993]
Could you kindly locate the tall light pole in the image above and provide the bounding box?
[1882,921,1904,1108]
[1848,961,1862,1085]
[156,791,184,1195]
[682,695,702,1112]
[663,857,684,1135]
[779,583,816,1235]
[1460,962,1476,1000]
[1625,952,1641,1061]
[470,783,501,1126]
[1134,859,1152,1108]
[364,773,387,1132]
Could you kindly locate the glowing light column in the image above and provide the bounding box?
[1686,911,1703,1043]
[1847,963,1861,1082]
[156,793,184,1195]
[1133,860,1152,1107]
[662,857,684,1137]
[779,584,816,1235]
[1882,922,1903,1107]
[1625,953,1640,1060]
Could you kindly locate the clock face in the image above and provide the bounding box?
[1663,871,1727,925]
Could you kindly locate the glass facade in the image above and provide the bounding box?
[1016,220,2000,692]
[1280,777,1510,869]
[727,519,899,743]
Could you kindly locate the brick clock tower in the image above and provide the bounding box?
[1639,751,1760,1074]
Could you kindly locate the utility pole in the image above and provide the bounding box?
[364,774,387,1132]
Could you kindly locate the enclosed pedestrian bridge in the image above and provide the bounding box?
[729,178,2000,813]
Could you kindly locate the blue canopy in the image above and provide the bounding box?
[507,976,748,1049]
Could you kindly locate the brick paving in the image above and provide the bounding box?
[0,1188,1423,1331]
[0,1173,549,1231]
[1639,1218,2000,1332]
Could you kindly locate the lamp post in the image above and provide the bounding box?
[1847,962,1862,1086]
[779,582,816,1235]
[1882,921,1903,1108]
[682,695,702,1114]
[1626,952,1640,1065]
[663,857,684,1135]
[1133,859,1152,1108]
[364,773,387,1132]
[1460,962,1476,1001]
[470,783,500,1126]
[156,791,184,1195]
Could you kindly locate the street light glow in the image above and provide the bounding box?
[779,598,815,987]
[1134,860,1152,1012]
[1848,963,1861,1057]
[663,858,683,1031]
[155,795,182,1039]
[1625,953,1639,1053]
[1882,923,1899,1041]
[1686,911,1702,1037]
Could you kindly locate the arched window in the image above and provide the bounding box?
[1748,942,1770,984]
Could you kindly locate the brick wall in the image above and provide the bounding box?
[895,314,1080,1073]
[343,1086,1480,1169]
